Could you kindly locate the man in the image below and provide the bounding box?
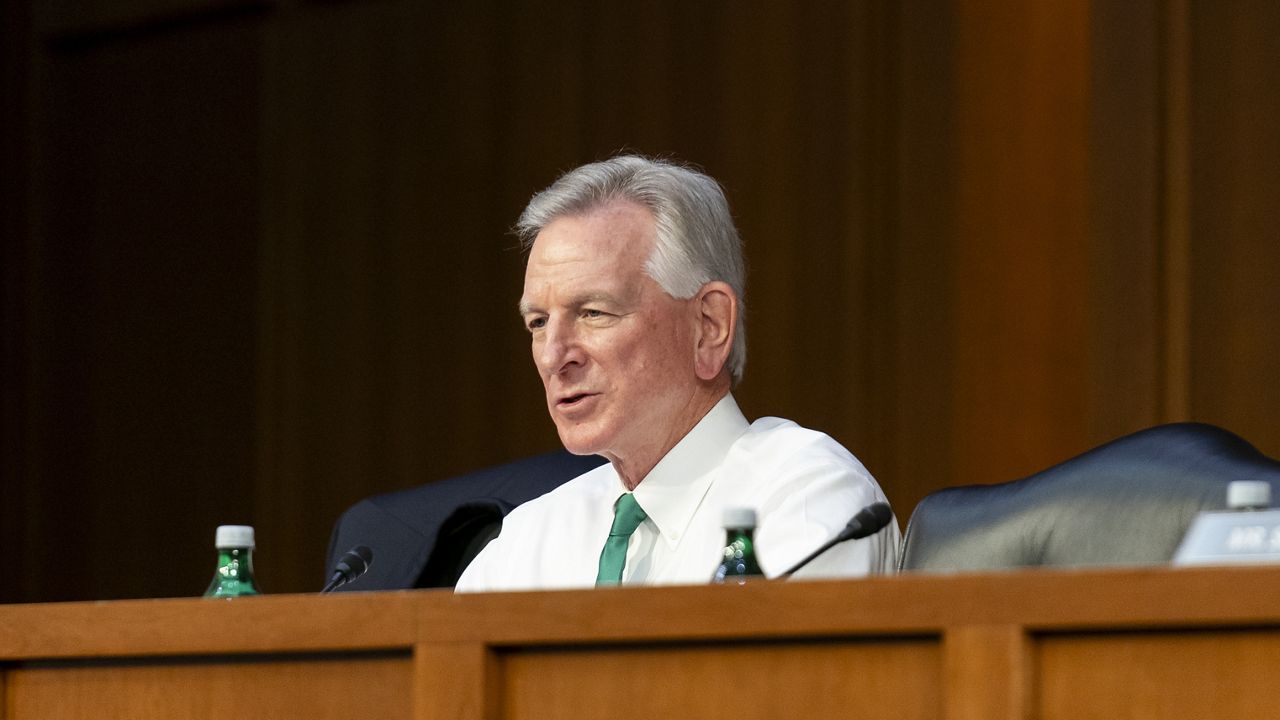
[455,155,898,592]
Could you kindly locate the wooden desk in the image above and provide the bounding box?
[2,566,1278,719]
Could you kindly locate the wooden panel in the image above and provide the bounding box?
[889,0,1168,509]
[414,642,498,720]
[501,639,940,720]
[949,0,1092,486]
[420,567,1280,645]
[1,0,37,607]
[27,14,261,602]
[1038,629,1280,719]
[0,593,418,659]
[1,570,1280,720]
[1159,0,1193,423]
[944,625,1028,720]
[257,0,492,596]
[886,0,959,515]
[36,0,265,40]
[6,653,411,720]
[1087,1,1165,435]
[1187,1,1280,458]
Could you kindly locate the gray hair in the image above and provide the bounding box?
[516,155,747,384]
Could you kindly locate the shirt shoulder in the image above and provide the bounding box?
[733,416,874,483]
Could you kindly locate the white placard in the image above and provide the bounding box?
[1173,508,1280,566]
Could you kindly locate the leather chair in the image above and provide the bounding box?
[324,450,606,591]
[899,423,1280,573]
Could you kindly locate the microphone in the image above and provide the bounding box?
[780,502,893,578]
[321,545,374,593]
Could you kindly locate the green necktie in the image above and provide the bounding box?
[596,493,648,586]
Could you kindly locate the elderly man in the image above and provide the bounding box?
[455,155,898,592]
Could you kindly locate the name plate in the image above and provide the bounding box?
[1173,509,1280,566]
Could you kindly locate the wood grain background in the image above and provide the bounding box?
[2,0,1278,602]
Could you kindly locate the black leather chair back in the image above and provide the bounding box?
[325,450,606,590]
[899,423,1280,573]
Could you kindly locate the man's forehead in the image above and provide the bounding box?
[539,200,653,250]
[519,224,652,306]
[519,249,643,307]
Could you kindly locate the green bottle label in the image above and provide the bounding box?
[712,529,764,584]
[204,548,262,597]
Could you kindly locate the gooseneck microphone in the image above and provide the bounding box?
[321,545,374,593]
[780,502,893,578]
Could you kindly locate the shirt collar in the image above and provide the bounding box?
[626,394,750,546]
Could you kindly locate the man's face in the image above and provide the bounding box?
[519,201,699,464]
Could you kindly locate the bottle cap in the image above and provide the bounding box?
[722,506,757,529]
[1227,481,1271,510]
[215,525,256,549]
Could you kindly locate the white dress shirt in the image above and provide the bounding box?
[455,395,900,592]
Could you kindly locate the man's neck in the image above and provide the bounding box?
[607,386,730,490]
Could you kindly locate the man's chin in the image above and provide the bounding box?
[555,427,607,457]
[559,440,603,457]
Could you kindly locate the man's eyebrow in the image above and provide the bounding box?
[517,292,619,317]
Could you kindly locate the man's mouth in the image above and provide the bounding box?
[557,392,596,407]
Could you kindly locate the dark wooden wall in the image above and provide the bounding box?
[2,0,1278,602]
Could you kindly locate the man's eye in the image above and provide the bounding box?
[526,317,546,331]
[583,309,606,319]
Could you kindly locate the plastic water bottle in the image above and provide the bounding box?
[712,507,764,584]
[204,525,262,597]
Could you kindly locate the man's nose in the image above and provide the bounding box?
[537,317,584,375]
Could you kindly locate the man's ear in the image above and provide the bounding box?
[693,281,737,382]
